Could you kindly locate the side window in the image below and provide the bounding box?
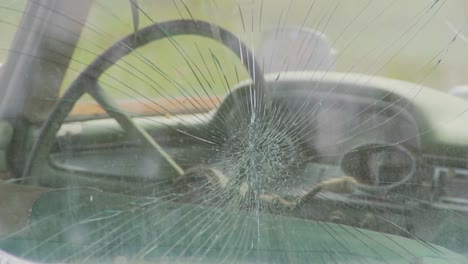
[0,0,27,64]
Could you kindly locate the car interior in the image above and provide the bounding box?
[1,0,468,263]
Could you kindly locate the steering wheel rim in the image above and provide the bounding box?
[22,19,265,184]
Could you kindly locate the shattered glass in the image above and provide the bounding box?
[1,0,468,263]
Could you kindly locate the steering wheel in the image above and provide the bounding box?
[22,19,265,183]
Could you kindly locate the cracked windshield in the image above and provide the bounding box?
[1,0,468,263]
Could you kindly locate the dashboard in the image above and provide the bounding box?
[53,74,424,197]
[38,73,468,255]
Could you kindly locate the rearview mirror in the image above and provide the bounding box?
[449,85,468,100]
